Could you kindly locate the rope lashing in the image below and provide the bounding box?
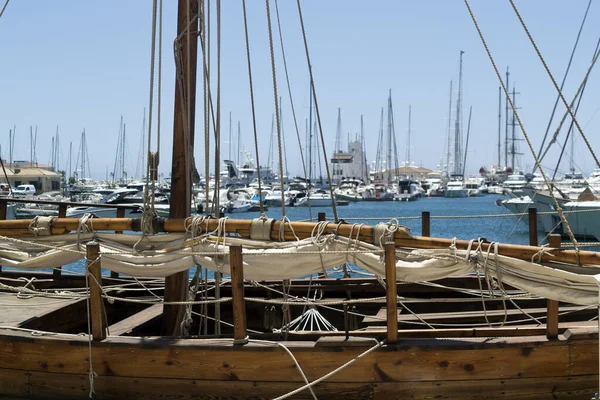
[28,216,54,237]
[250,215,275,240]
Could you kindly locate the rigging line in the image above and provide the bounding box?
[296,0,338,222]
[508,0,600,170]
[213,0,222,217]
[537,37,600,167]
[274,0,312,218]
[143,0,158,234]
[552,74,589,181]
[463,0,580,256]
[265,0,286,217]
[154,0,163,213]
[534,0,592,173]
[215,0,222,336]
[0,0,8,20]
[201,0,210,216]
[242,0,265,215]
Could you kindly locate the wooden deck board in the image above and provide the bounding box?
[0,292,81,327]
[107,304,163,337]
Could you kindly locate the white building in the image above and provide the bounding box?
[330,140,368,183]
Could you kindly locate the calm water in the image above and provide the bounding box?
[235,194,532,245]
[28,194,537,276]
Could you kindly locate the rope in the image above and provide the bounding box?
[508,0,600,171]
[274,0,312,219]
[273,339,385,400]
[200,0,210,216]
[296,0,338,222]
[463,0,580,257]
[213,0,222,216]
[0,0,9,20]
[534,0,593,171]
[242,0,265,215]
[84,256,98,398]
[265,0,286,217]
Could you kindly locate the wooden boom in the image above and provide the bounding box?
[0,217,597,266]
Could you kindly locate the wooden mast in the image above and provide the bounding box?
[162,0,199,336]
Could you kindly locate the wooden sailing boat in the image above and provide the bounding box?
[0,2,599,399]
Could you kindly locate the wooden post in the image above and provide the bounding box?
[110,208,126,279]
[87,242,106,341]
[53,204,67,279]
[0,200,5,272]
[318,212,326,222]
[547,233,561,340]
[163,0,199,336]
[528,208,538,246]
[384,241,398,344]
[230,245,247,344]
[421,211,430,237]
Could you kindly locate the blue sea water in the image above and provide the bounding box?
[22,194,537,277]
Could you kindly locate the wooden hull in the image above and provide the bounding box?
[0,328,597,399]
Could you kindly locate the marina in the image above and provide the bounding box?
[1,0,600,399]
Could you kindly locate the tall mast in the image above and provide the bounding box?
[497,86,502,167]
[462,105,472,176]
[122,123,126,182]
[228,111,232,160]
[335,108,342,154]
[511,85,517,170]
[386,89,393,183]
[406,105,411,166]
[454,51,464,176]
[68,141,72,182]
[504,67,510,168]
[164,0,199,336]
[445,81,453,174]
[237,121,241,166]
[360,115,366,181]
[308,79,313,182]
[570,119,575,174]
[375,107,384,179]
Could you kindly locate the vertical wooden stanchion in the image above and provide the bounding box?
[87,241,106,341]
[0,200,7,221]
[0,200,5,272]
[318,212,326,222]
[229,245,247,344]
[54,205,67,280]
[421,211,430,237]
[547,234,561,339]
[384,241,398,344]
[111,208,126,279]
[528,208,538,246]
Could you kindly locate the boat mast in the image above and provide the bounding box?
[406,105,411,166]
[445,81,452,174]
[228,111,232,160]
[386,89,393,183]
[375,107,384,180]
[164,0,199,336]
[497,86,501,168]
[504,67,510,169]
[462,105,472,177]
[308,80,313,182]
[453,51,464,177]
[237,120,241,166]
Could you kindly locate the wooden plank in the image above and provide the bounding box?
[365,305,583,324]
[25,371,375,400]
[385,242,397,344]
[230,244,247,344]
[373,375,596,399]
[107,304,163,337]
[87,241,106,341]
[0,367,30,398]
[0,292,81,327]
[0,333,575,383]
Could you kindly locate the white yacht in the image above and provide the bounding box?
[464,176,487,197]
[502,173,528,193]
[395,179,422,201]
[294,190,334,207]
[444,176,468,198]
[334,178,365,202]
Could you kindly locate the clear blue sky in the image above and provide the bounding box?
[1,1,599,180]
